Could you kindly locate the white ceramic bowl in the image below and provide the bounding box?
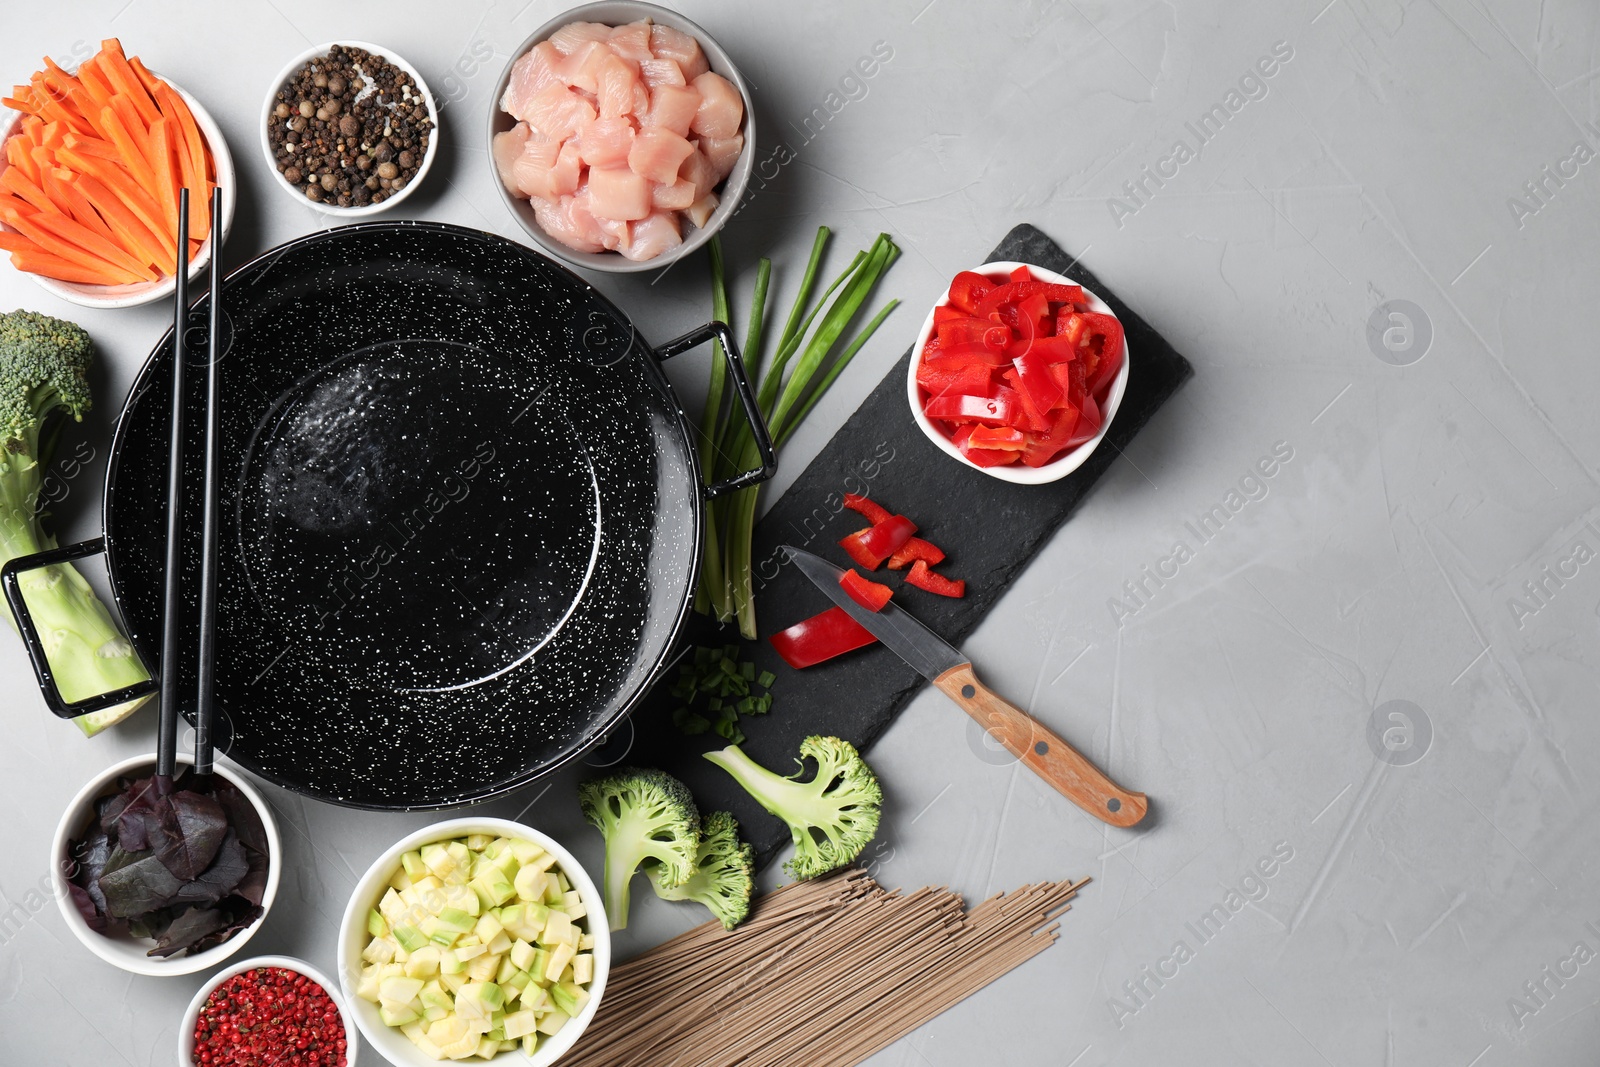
[907,260,1132,485]
[50,752,281,976]
[0,74,235,309]
[487,1,756,274]
[338,817,611,1067]
[260,41,439,216]
[178,954,359,1067]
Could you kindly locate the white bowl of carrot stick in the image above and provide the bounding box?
[0,38,235,309]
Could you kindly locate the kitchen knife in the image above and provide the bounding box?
[783,545,1148,828]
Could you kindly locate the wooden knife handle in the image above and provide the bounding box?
[934,663,1148,828]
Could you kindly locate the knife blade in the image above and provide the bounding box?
[783,545,1149,828]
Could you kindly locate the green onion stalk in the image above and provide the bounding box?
[695,228,900,638]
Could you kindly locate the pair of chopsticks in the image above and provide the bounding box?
[154,186,225,793]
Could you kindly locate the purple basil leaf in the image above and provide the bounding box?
[114,777,171,854]
[97,849,183,918]
[186,903,262,956]
[156,790,227,881]
[172,831,248,906]
[67,883,106,932]
[213,784,268,858]
[147,906,229,958]
[234,837,270,908]
[69,830,114,915]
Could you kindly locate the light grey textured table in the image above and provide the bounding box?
[3,1,1596,1064]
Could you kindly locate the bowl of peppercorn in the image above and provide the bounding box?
[260,42,438,214]
[178,954,357,1067]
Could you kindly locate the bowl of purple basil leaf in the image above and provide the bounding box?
[50,752,281,975]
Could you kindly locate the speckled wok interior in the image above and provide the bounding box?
[102,220,699,808]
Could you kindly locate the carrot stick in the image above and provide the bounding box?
[10,247,136,285]
[56,146,175,264]
[152,82,210,236]
[28,209,156,281]
[96,43,161,127]
[68,172,165,271]
[0,192,36,227]
[4,210,141,282]
[6,136,41,185]
[41,167,114,242]
[147,117,179,235]
[0,165,54,214]
[39,122,66,149]
[154,83,208,183]
[61,132,121,161]
[75,58,115,107]
[128,57,164,99]
[0,230,49,255]
[96,106,162,207]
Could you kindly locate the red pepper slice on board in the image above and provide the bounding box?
[924,392,1017,426]
[1012,347,1066,413]
[947,271,996,314]
[769,606,878,668]
[1020,405,1082,467]
[838,514,917,570]
[839,568,893,611]
[906,559,966,598]
[928,339,1012,368]
[842,493,891,525]
[887,536,946,571]
[952,425,1020,467]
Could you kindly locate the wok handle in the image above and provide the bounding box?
[655,320,776,499]
[1,537,159,718]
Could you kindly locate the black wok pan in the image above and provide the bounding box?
[4,221,772,808]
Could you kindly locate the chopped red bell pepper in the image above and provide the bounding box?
[838,514,916,570]
[918,265,1120,469]
[887,536,946,571]
[839,568,893,612]
[947,271,996,314]
[916,359,994,398]
[906,559,965,598]
[842,493,891,525]
[932,304,967,327]
[923,392,1018,426]
[769,606,878,668]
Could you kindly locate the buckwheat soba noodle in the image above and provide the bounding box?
[564,868,1087,1066]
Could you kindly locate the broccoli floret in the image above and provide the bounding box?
[0,310,151,736]
[648,810,754,930]
[577,767,700,930]
[704,736,882,881]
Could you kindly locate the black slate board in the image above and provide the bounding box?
[624,224,1193,872]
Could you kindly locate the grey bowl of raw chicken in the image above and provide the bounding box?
[488,1,755,273]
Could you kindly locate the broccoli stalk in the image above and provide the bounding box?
[0,310,151,736]
[648,810,754,930]
[577,767,701,930]
[704,735,882,881]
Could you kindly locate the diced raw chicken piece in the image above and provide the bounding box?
[628,127,696,185]
[524,83,597,140]
[528,193,607,253]
[632,82,653,120]
[595,54,641,119]
[639,58,685,89]
[678,147,717,199]
[686,192,719,229]
[500,42,564,121]
[651,178,698,212]
[549,21,613,55]
[645,84,700,138]
[586,165,652,221]
[689,72,743,139]
[559,41,610,94]
[550,140,583,197]
[511,133,563,199]
[578,117,636,168]
[608,21,654,62]
[650,25,708,79]
[492,122,531,191]
[620,211,682,262]
[699,134,744,184]
[589,206,630,251]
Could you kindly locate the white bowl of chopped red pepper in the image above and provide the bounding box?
[50,752,281,977]
[907,261,1130,484]
[178,954,357,1067]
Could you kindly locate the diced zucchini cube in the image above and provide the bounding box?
[473,912,504,944]
[536,1011,568,1036]
[514,866,548,903]
[539,910,574,948]
[496,954,518,985]
[438,971,468,994]
[550,980,588,1018]
[521,1034,539,1056]
[572,953,594,985]
[361,937,396,965]
[509,939,536,972]
[464,952,501,982]
[544,942,575,984]
[578,933,595,951]
[560,890,587,921]
[509,839,545,865]
[420,843,455,878]
[503,1008,538,1040]
[465,833,492,851]
[486,930,512,956]
[379,1002,420,1027]
[388,868,413,893]
[401,850,428,879]
[367,908,389,938]
[404,945,442,978]
[379,888,407,922]
[393,924,428,953]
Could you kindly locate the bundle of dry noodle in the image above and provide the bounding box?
[563,868,1088,1067]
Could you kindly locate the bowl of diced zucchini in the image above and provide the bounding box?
[337,818,610,1065]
